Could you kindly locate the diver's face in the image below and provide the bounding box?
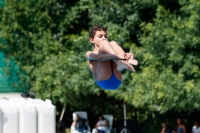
[90,30,107,47]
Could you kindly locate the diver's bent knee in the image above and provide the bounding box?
[110,41,119,46]
[110,40,117,44]
[99,41,110,50]
[99,40,110,46]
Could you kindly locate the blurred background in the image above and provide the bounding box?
[0,0,200,132]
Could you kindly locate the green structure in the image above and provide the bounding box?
[0,0,26,93]
[0,0,4,7]
[0,52,26,92]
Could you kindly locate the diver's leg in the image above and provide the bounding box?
[99,41,134,71]
[109,41,138,65]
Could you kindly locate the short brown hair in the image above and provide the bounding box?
[89,25,107,39]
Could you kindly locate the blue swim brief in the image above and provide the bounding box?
[95,73,122,90]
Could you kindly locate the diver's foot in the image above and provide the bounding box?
[127,59,138,66]
[117,60,135,72]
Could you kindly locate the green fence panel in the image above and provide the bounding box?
[0,52,26,92]
[0,0,5,7]
[0,0,26,92]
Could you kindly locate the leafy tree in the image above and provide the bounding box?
[87,0,200,113]
[0,0,124,117]
[0,0,90,102]
[1,0,200,126]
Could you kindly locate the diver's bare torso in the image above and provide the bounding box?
[87,51,114,81]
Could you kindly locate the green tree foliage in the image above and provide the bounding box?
[0,0,98,110]
[0,0,200,120]
[137,0,200,112]
[88,0,200,113]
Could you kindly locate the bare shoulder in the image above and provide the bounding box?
[85,51,95,65]
[85,51,93,60]
[85,51,92,57]
[85,51,98,60]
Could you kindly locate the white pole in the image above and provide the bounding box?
[120,102,130,133]
[123,103,127,133]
